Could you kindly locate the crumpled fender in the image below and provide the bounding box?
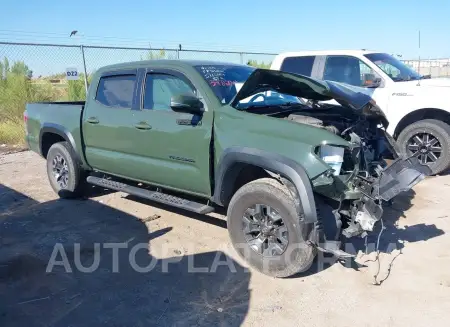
[213,147,318,223]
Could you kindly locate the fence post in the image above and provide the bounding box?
[240,52,243,64]
[80,45,89,93]
[176,49,180,59]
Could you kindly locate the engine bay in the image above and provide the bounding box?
[267,103,399,175]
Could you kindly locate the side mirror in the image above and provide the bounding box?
[170,94,204,114]
[364,77,384,88]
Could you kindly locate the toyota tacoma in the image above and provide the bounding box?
[24,60,430,277]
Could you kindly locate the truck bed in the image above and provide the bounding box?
[25,101,86,161]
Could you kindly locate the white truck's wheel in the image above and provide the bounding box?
[397,119,450,175]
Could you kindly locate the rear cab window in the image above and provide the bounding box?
[280,56,316,77]
[96,74,137,108]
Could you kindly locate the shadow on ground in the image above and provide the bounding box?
[348,189,445,255]
[294,189,445,277]
[124,185,445,279]
[0,184,250,327]
[125,194,228,229]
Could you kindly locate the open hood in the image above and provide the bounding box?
[231,69,388,127]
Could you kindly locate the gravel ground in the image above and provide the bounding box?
[1,151,449,327]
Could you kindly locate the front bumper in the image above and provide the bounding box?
[347,156,431,235]
[373,156,431,200]
[354,156,431,202]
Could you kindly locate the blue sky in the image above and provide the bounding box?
[1,0,450,58]
[0,0,449,76]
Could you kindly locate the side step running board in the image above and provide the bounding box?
[86,176,214,214]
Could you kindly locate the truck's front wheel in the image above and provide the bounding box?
[227,178,316,278]
[397,119,450,175]
[46,141,86,198]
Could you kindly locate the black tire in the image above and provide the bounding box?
[397,119,450,175]
[46,141,86,198]
[227,178,316,278]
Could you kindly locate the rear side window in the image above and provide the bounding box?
[280,56,315,76]
[96,75,136,108]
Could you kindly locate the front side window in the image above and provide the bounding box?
[143,73,195,110]
[365,53,422,81]
[324,56,381,87]
[280,56,316,77]
[96,75,136,108]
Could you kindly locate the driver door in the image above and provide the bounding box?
[122,68,213,196]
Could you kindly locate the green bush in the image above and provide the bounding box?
[0,57,95,144]
[68,79,86,101]
[0,120,25,145]
[246,60,271,69]
[0,70,58,144]
[67,74,92,101]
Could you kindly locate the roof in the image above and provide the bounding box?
[274,49,379,57]
[97,59,248,73]
[270,50,382,70]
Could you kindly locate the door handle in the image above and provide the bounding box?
[134,122,152,130]
[86,117,99,124]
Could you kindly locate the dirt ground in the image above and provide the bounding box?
[1,151,449,327]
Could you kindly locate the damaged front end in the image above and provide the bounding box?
[229,68,431,255]
[312,121,431,253]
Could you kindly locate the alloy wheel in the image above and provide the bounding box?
[407,132,442,165]
[242,204,289,257]
[52,154,69,189]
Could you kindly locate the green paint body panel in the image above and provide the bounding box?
[25,60,350,200]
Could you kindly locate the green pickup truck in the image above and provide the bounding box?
[25,60,430,277]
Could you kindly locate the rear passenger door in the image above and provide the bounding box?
[83,70,140,177]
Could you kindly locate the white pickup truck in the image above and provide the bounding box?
[271,50,450,174]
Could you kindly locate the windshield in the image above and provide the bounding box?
[364,53,422,82]
[194,64,303,108]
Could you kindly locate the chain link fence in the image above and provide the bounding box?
[0,41,276,91]
[0,41,276,144]
[1,41,449,144]
[402,59,450,78]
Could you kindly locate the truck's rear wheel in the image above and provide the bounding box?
[227,178,316,278]
[46,141,85,198]
[397,119,450,175]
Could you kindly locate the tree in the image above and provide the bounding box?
[11,61,32,78]
[3,57,10,74]
[246,60,271,69]
[140,47,176,60]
